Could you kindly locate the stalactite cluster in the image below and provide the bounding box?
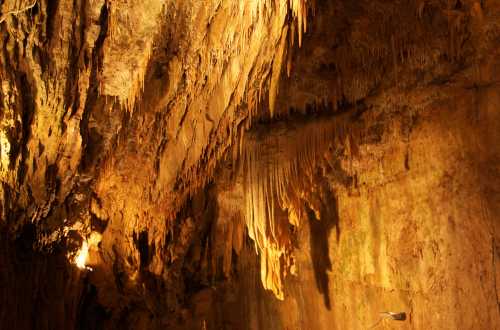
[239,111,365,298]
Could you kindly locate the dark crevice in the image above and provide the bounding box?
[17,73,35,184]
[134,230,151,268]
[79,2,109,172]
[45,0,59,43]
[64,0,88,119]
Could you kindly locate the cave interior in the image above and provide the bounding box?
[0,0,499,329]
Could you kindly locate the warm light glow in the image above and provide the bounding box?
[69,231,101,270]
[0,131,11,172]
[74,241,89,270]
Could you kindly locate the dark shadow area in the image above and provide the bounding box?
[0,225,85,330]
[305,183,340,310]
[78,282,108,330]
[134,230,153,268]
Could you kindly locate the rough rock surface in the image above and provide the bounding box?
[203,74,500,330]
[0,0,499,329]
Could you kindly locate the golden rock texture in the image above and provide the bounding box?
[0,0,499,329]
[203,73,500,330]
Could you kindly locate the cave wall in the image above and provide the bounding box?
[0,1,307,328]
[191,3,500,327]
[197,64,500,329]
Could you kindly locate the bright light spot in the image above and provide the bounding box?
[88,231,102,247]
[74,241,89,270]
[69,231,101,271]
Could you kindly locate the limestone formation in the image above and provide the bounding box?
[0,0,499,329]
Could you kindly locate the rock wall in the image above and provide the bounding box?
[201,68,500,330]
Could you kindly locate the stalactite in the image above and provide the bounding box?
[149,0,318,232]
[239,112,356,299]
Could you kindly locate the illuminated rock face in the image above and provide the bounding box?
[206,79,500,330]
[0,0,499,329]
